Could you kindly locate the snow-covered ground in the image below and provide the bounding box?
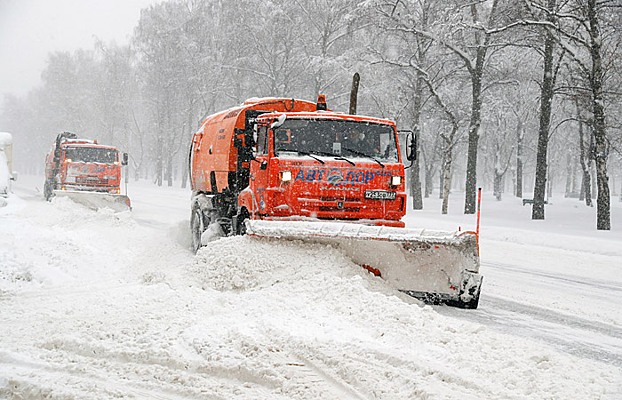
[1,175,621,399]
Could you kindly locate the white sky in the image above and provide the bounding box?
[0,0,159,97]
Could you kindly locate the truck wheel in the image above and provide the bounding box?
[191,207,207,253]
[235,208,250,235]
[43,181,53,201]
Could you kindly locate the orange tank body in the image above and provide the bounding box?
[190,98,318,193]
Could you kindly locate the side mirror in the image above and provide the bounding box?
[122,153,129,166]
[11,171,17,181]
[406,132,417,162]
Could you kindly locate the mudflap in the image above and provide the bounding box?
[53,190,131,212]
[246,220,483,309]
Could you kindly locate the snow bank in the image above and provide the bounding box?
[0,131,12,147]
[187,235,620,399]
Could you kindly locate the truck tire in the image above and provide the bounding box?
[235,208,250,236]
[44,181,53,201]
[191,207,207,253]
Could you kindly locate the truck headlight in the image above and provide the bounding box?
[281,170,292,182]
[391,176,401,186]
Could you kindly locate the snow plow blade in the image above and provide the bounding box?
[53,190,131,212]
[246,220,482,309]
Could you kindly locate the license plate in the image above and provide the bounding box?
[365,190,396,200]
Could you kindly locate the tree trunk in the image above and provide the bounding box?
[571,157,579,195]
[577,109,592,205]
[166,154,173,187]
[564,152,572,197]
[155,154,163,186]
[493,172,503,201]
[181,155,189,189]
[424,137,440,198]
[591,165,597,199]
[424,163,434,198]
[441,144,453,214]
[181,105,194,189]
[410,155,423,208]
[463,0,498,214]
[463,62,484,214]
[516,119,523,198]
[587,0,610,230]
[581,164,593,205]
[532,0,556,220]
[410,73,425,210]
[439,151,445,200]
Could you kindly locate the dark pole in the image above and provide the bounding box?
[349,73,360,115]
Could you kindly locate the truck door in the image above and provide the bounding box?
[251,125,270,214]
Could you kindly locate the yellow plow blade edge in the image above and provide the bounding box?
[246,220,483,309]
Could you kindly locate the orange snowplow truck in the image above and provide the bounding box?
[189,96,483,308]
[44,132,131,211]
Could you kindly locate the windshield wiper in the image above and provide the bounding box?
[277,148,325,164]
[341,147,385,168]
[334,156,355,166]
[296,151,325,164]
[278,148,359,167]
[306,150,356,166]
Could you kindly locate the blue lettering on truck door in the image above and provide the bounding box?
[294,168,378,185]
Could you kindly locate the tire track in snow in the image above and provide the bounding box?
[470,260,622,367]
[202,328,373,400]
[482,261,622,294]
[273,351,371,400]
[0,353,224,400]
[312,343,502,399]
[437,294,622,367]
[487,295,622,366]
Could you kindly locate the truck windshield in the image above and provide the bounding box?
[65,147,118,164]
[273,119,399,163]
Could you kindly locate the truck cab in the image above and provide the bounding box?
[43,132,130,212]
[238,112,407,227]
[45,136,123,200]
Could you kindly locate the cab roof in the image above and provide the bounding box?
[257,111,396,127]
[61,140,118,150]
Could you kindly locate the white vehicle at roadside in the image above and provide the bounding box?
[0,131,17,204]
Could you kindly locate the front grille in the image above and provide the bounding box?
[320,196,361,202]
[319,206,361,212]
[76,177,108,185]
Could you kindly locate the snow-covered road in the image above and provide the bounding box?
[1,176,621,399]
[415,196,622,372]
